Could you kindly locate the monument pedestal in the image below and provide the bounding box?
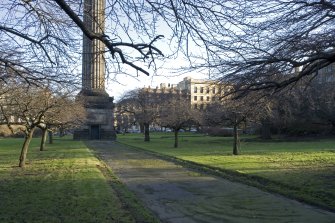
[73,91,116,140]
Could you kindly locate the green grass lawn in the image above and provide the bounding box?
[117,132,335,210]
[0,137,157,223]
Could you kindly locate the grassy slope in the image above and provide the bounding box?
[117,133,335,210]
[0,137,156,223]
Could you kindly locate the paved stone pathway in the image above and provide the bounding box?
[88,141,335,223]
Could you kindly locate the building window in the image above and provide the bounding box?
[194,96,197,101]
[206,96,210,101]
[200,104,204,110]
[212,87,216,94]
[200,87,204,93]
[212,97,215,101]
[206,87,210,93]
[194,104,198,109]
[194,87,197,93]
[200,96,204,101]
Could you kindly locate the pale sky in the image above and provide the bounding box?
[101,4,212,101]
[103,57,210,102]
[105,62,209,101]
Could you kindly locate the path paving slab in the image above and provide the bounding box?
[88,141,335,223]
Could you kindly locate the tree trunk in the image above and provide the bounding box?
[233,123,239,155]
[48,130,53,144]
[260,119,272,139]
[59,127,65,137]
[331,121,335,135]
[140,123,144,133]
[174,130,179,148]
[40,128,48,151]
[19,128,35,168]
[144,123,150,142]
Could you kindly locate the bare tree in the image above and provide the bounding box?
[0,0,161,86]
[0,1,80,86]
[269,77,335,136]
[3,1,332,95]
[207,1,335,95]
[0,81,85,167]
[204,91,271,155]
[115,112,133,134]
[117,88,161,141]
[39,93,87,151]
[309,84,335,134]
[160,92,201,148]
[98,0,334,93]
[113,1,333,94]
[204,102,245,155]
[0,85,55,167]
[2,0,215,85]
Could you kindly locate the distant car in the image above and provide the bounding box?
[190,128,197,132]
[115,130,124,134]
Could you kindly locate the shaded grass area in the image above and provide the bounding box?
[117,133,335,211]
[0,137,158,223]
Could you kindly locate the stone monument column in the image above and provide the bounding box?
[82,0,106,95]
[74,0,116,140]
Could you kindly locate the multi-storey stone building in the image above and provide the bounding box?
[146,77,228,109]
[176,77,221,109]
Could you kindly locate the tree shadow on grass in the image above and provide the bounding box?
[0,176,138,223]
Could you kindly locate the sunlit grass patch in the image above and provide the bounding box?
[0,137,137,223]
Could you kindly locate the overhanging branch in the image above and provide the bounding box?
[53,0,164,76]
